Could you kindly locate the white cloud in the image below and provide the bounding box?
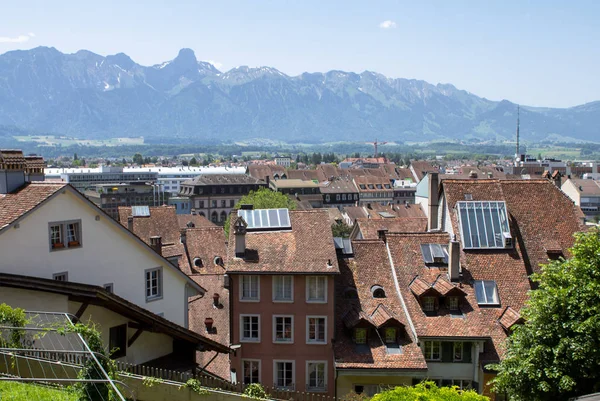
[0,32,35,43]
[206,60,223,70]
[379,20,397,29]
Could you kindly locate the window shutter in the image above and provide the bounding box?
[464,341,472,363]
[441,341,453,362]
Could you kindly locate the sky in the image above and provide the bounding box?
[0,0,598,108]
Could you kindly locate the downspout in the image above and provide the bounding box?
[384,240,418,343]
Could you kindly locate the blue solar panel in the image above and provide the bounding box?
[457,201,510,249]
[238,208,291,231]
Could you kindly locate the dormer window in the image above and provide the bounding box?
[423,296,436,312]
[384,328,397,344]
[447,296,459,311]
[354,328,367,344]
[371,285,386,298]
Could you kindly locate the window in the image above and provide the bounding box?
[307,316,327,344]
[423,296,436,312]
[274,361,295,390]
[342,194,346,201]
[306,276,327,303]
[273,316,294,343]
[109,324,127,358]
[221,200,226,207]
[457,201,510,249]
[49,220,82,250]
[198,200,204,208]
[454,342,463,361]
[424,340,441,360]
[325,195,330,202]
[211,200,217,208]
[240,315,260,342]
[220,211,227,222]
[445,296,458,311]
[474,280,500,305]
[371,285,386,298]
[211,212,218,223]
[104,283,114,293]
[145,268,162,301]
[336,195,340,201]
[53,272,68,281]
[354,328,367,344]
[273,276,293,302]
[242,360,260,384]
[384,328,396,343]
[306,361,326,391]
[230,199,236,207]
[354,385,382,397]
[240,275,260,301]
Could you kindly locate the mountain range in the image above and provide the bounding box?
[0,47,598,144]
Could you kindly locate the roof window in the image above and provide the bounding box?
[457,201,511,249]
[420,244,449,265]
[371,285,386,298]
[474,280,500,306]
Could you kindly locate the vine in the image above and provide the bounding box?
[181,378,210,395]
[243,383,269,400]
[0,303,28,348]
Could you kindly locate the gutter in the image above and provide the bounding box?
[384,240,419,343]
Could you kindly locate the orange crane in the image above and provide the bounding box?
[366,139,388,158]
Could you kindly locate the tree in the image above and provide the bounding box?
[489,229,600,400]
[132,153,144,165]
[73,152,78,161]
[369,381,488,401]
[332,221,352,238]
[190,157,198,166]
[224,188,297,237]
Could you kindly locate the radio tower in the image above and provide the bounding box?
[515,105,520,166]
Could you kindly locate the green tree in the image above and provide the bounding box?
[224,188,297,237]
[73,152,78,161]
[489,229,600,400]
[369,381,488,401]
[332,221,352,238]
[190,157,198,166]
[132,153,144,165]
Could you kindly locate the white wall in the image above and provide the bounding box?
[0,288,174,364]
[0,189,190,327]
[561,180,581,206]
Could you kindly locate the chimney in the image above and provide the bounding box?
[127,216,134,232]
[449,235,460,282]
[150,236,162,256]
[0,150,27,195]
[377,229,388,243]
[266,175,270,187]
[204,318,214,332]
[180,228,187,244]
[428,172,439,231]
[213,293,220,307]
[234,217,248,257]
[469,170,478,179]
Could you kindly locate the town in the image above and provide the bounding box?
[1,144,598,400]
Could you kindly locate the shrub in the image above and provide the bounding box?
[244,383,269,400]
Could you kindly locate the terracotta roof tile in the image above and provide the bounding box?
[177,214,217,229]
[409,277,433,297]
[370,304,403,328]
[186,227,227,275]
[0,182,67,228]
[247,165,286,181]
[354,217,427,239]
[226,210,339,274]
[498,306,522,332]
[286,169,327,182]
[118,206,181,245]
[432,276,466,296]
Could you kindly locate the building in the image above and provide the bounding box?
[269,178,320,196]
[85,182,168,220]
[275,157,292,168]
[320,178,359,210]
[227,208,339,395]
[45,165,246,195]
[353,176,394,206]
[0,152,230,365]
[561,178,600,219]
[409,161,437,183]
[247,165,287,182]
[179,174,267,225]
[392,179,417,205]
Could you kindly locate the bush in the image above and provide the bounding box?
[370,382,489,401]
[244,383,269,400]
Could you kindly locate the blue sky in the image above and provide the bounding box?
[1,0,598,108]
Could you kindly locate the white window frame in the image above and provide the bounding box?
[53,272,68,281]
[272,276,294,303]
[240,314,261,343]
[242,359,261,385]
[474,280,500,306]
[306,360,327,392]
[424,340,441,361]
[453,341,463,361]
[273,315,294,344]
[49,220,82,251]
[306,276,327,303]
[145,267,163,301]
[306,316,327,344]
[240,275,260,302]
[273,360,295,390]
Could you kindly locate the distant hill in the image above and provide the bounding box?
[0,47,598,144]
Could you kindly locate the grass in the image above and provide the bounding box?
[0,380,78,401]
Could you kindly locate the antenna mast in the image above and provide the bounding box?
[515,105,520,166]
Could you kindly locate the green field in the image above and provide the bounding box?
[14,135,144,147]
[528,146,582,159]
[0,381,78,401]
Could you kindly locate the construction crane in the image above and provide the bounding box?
[366,139,388,158]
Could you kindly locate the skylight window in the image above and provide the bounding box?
[456,201,510,249]
[238,208,291,231]
[420,244,449,264]
[474,280,499,305]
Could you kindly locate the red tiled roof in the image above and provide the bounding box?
[186,227,227,275]
[410,161,437,182]
[226,210,339,274]
[118,206,181,245]
[408,277,433,297]
[432,276,466,296]
[286,169,327,182]
[247,165,286,181]
[0,182,67,229]
[354,217,427,239]
[334,240,427,370]
[177,214,217,229]
[498,306,522,332]
[0,149,26,168]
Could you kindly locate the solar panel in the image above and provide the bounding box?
[237,208,292,231]
[131,205,150,217]
[457,201,510,249]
